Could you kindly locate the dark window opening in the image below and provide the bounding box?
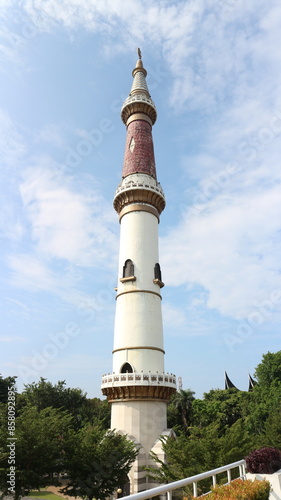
[123,259,134,278]
[154,263,162,281]
[121,363,133,373]
[153,263,164,288]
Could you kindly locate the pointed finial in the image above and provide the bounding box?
[121,50,157,125]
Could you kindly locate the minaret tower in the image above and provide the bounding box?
[101,50,177,494]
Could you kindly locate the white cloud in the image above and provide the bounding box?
[161,182,281,320]
[6,161,118,309]
[36,124,66,148]
[16,352,110,392]
[6,250,117,314]
[1,0,279,116]
[0,335,26,342]
[0,109,26,243]
[7,253,58,292]
[0,108,26,165]
[162,302,187,331]
[162,300,212,338]
[19,165,117,266]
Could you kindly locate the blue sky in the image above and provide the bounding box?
[1,0,281,399]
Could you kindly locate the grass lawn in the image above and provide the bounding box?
[28,491,63,500]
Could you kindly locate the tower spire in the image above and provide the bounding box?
[121,51,157,126]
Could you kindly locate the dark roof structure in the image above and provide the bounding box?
[224,371,238,390]
[224,372,258,391]
[248,373,257,391]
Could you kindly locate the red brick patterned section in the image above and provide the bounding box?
[122,120,157,179]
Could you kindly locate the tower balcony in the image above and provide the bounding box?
[121,94,157,125]
[113,173,166,215]
[101,371,177,403]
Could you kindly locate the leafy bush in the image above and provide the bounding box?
[246,446,281,474]
[203,479,270,500]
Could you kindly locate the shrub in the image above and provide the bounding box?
[246,446,281,474]
[203,478,270,500]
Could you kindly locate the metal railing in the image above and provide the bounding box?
[121,459,246,500]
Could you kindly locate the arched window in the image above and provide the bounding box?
[123,259,134,278]
[153,263,164,288]
[121,362,133,373]
[154,263,162,281]
[120,259,136,283]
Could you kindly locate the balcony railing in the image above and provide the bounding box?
[114,175,165,199]
[121,460,246,500]
[101,372,177,389]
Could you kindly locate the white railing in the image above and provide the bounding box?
[114,173,165,198]
[121,460,246,500]
[101,372,177,389]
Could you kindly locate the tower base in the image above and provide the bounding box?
[111,401,175,494]
[116,429,175,495]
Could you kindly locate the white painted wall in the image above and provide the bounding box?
[246,471,281,500]
[118,209,160,290]
[111,400,167,454]
[113,207,165,374]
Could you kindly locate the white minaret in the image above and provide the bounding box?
[101,51,177,494]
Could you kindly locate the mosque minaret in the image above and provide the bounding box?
[101,50,177,494]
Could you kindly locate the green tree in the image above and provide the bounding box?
[168,389,195,433]
[219,418,256,465]
[260,409,281,448]
[246,382,281,435]
[195,388,249,436]
[87,398,110,429]
[0,405,72,500]
[254,351,281,387]
[18,378,95,429]
[61,426,137,500]
[151,351,281,490]
[148,426,222,496]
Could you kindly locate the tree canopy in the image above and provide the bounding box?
[152,350,281,487]
[1,350,280,498]
[61,427,137,500]
[0,405,73,500]
[17,378,110,429]
[254,351,281,387]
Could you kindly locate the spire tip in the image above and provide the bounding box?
[137,47,142,60]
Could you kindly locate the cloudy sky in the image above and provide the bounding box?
[1,0,281,398]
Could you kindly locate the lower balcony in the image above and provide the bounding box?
[101,372,177,402]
